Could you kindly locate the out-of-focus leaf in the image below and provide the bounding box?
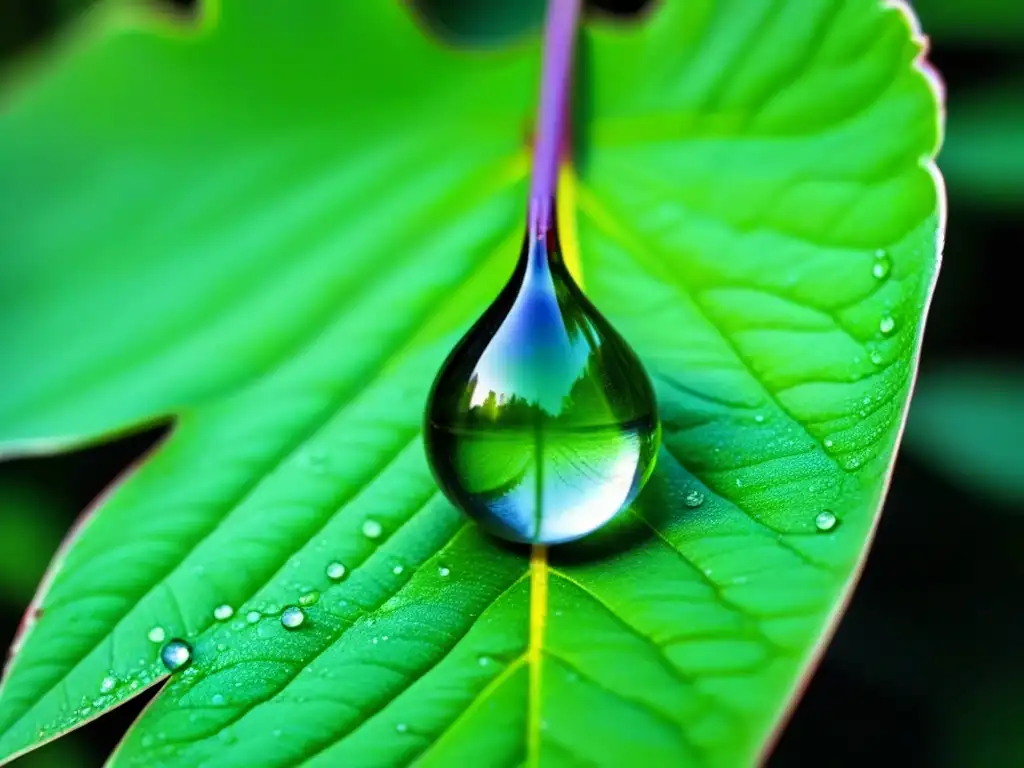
[940,87,1024,208]
[0,1,943,765]
[906,364,1024,505]
[911,0,1024,43]
[0,485,63,603]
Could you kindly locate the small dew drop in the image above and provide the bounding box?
[141,735,155,748]
[478,655,492,667]
[438,565,451,577]
[211,693,226,707]
[396,723,408,734]
[735,478,744,488]
[246,610,262,624]
[147,627,166,644]
[298,591,320,607]
[392,565,404,575]
[213,604,234,621]
[683,489,705,509]
[326,562,347,581]
[815,511,838,532]
[872,256,892,280]
[100,676,117,694]
[879,316,895,335]
[281,606,305,630]
[362,519,383,539]
[824,439,834,449]
[870,350,884,365]
[874,248,887,259]
[159,639,192,672]
[754,414,765,423]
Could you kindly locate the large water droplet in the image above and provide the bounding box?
[424,220,660,545]
[281,606,305,629]
[160,639,192,672]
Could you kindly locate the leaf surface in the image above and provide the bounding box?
[0,1,943,764]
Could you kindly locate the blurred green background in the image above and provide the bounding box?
[0,0,1021,765]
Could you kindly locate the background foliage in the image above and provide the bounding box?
[0,0,1018,765]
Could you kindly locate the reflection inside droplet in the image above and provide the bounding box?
[424,214,660,545]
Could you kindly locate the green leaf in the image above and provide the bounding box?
[0,1,943,765]
[905,364,1024,505]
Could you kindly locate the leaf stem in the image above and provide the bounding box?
[528,0,582,237]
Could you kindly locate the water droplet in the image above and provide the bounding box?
[879,316,895,335]
[438,565,451,577]
[100,676,117,694]
[824,439,834,449]
[246,610,261,624]
[280,606,305,629]
[735,478,744,488]
[298,591,319,607]
[211,693,226,707]
[159,639,192,672]
[423,222,660,545]
[392,565,404,575]
[147,627,166,644]
[869,350,884,365]
[326,562,346,581]
[213,604,234,621]
[396,722,408,733]
[683,489,704,508]
[874,248,887,259]
[361,519,383,539]
[754,414,765,423]
[872,254,892,280]
[815,510,838,532]
[142,735,155,748]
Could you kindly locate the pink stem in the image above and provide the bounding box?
[528,0,582,237]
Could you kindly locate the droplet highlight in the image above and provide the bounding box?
[213,604,234,621]
[879,316,895,335]
[281,606,305,630]
[159,639,192,672]
[361,519,383,540]
[147,627,166,644]
[100,676,117,694]
[245,610,262,624]
[814,511,838,532]
[683,489,705,509]
[872,253,892,280]
[424,221,660,545]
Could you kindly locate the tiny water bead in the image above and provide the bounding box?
[438,565,451,577]
[814,510,838,532]
[879,316,896,335]
[424,220,660,545]
[683,489,705,509]
[245,610,262,624]
[281,606,305,629]
[159,639,192,672]
[872,251,892,280]
[326,562,347,581]
[213,604,234,621]
[361,519,383,539]
[147,627,166,644]
[298,591,319,607]
[100,676,117,694]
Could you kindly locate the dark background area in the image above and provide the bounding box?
[1,0,1021,765]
